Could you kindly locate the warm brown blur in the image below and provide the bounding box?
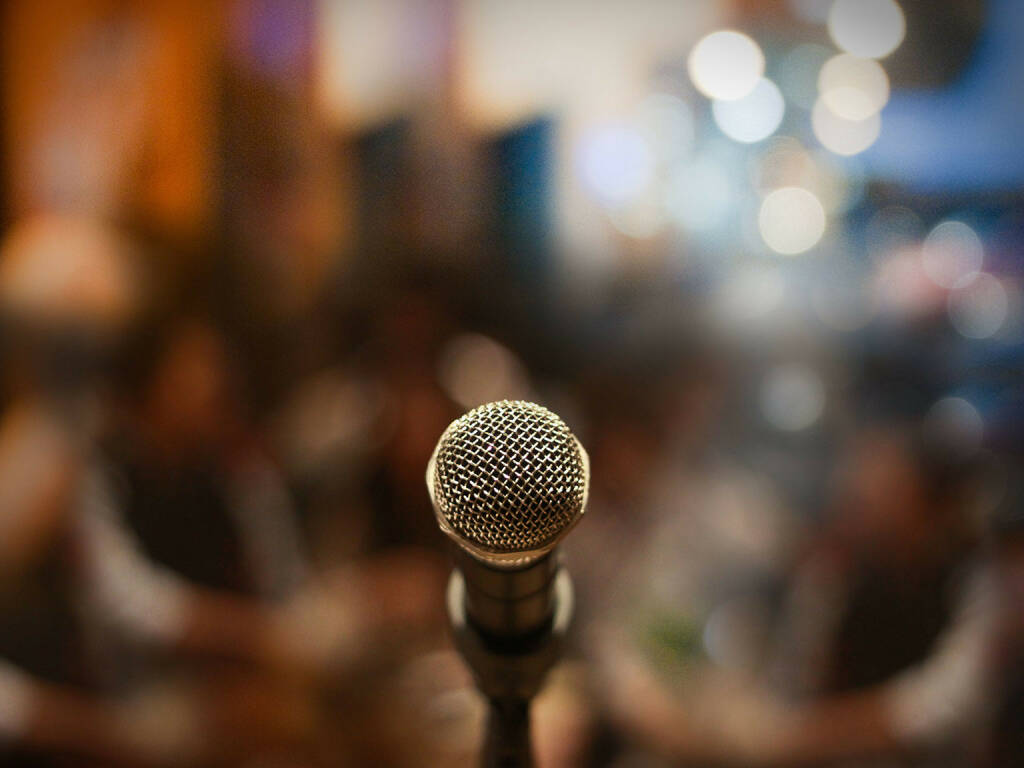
[0,1,1022,767]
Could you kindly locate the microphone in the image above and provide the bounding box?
[427,400,589,768]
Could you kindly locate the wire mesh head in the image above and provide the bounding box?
[428,400,589,565]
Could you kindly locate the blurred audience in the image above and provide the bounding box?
[598,420,1012,767]
[0,216,446,766]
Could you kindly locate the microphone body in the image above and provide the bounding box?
[427,401,589,768]
[456,549,557,644]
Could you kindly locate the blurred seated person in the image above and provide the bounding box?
[566,347,794,766]
[361,281,461,552]
[0,216,444,766]
[980,469,1024,767]
[600,420,1001,766]
[104,314,306,600]
[272,276,461,559]
[0,214,159,766]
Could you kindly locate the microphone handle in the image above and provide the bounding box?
[446,566,574,768]
[456,550,557,642]
[483,697,533,768]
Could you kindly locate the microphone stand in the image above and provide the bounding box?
[446,563,573,768]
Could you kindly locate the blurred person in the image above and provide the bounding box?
[104,314,306,599]
[567,337,738,623]
[549,402,668,768]
[600,420,1002,767]
[556,338,798,766]
[979,469,1024,767]
[79,307,449,764]
[269,359,384,568]
[0,214,189,766]
[0,216,446,766]
[771,423,984,701]
[266,271,462,560]
[361,278,462,553]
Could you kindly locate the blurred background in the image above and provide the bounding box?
[0,0,1022,766]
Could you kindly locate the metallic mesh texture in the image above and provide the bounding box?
[431,401,587,554]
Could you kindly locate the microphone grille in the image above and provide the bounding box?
[429,400,588,561]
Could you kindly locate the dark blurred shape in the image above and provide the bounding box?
[886,0,986,87]
[819,425,982,692]
[110,316,275,594]
[985,467,1024,767]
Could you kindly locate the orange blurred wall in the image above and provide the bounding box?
[1,0,224,238]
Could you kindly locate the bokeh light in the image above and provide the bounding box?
[637,93,696,164]
[818,54,890,121]
[712,78,785,144]
[715,264,787,326]
[608,198,667,240]
[751,140,860,214]
[752,137,816,193]
[577,123,654,206]
[758,187,826,255]
[921,220,984,290]
[0,214,138,328]
[759,364,826,431]
[787,0,834,25]
[811,98,881,156]
[666,154,735,233]
[948,273,1009,339]
[437,333,532,409]
[828,0,906,59]
[688,30,764,101]
[924,396,984,457]
[874,246,941,318]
